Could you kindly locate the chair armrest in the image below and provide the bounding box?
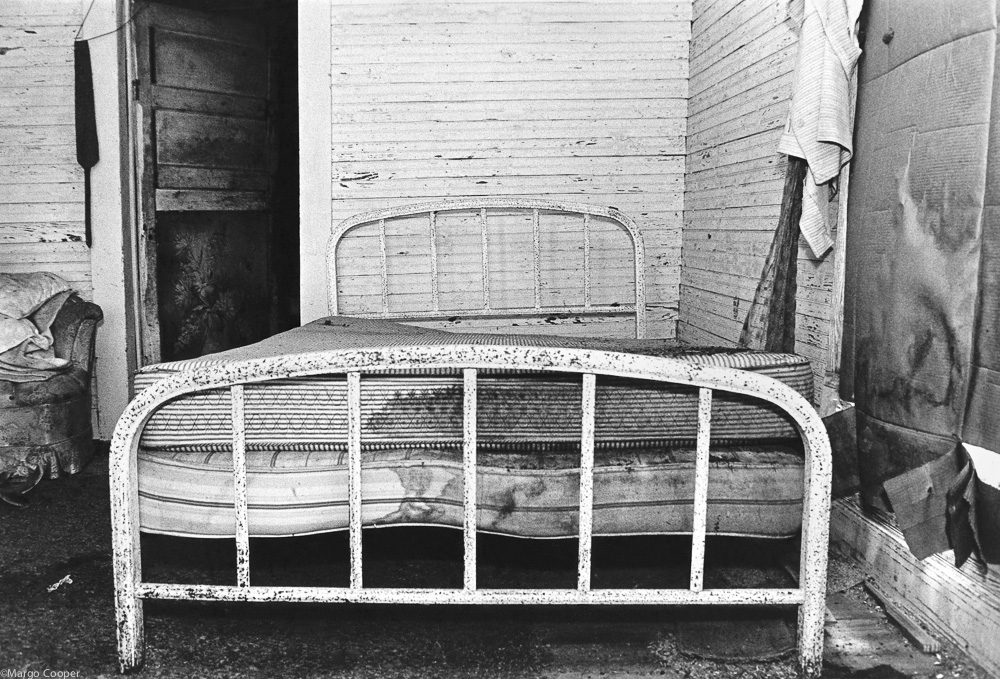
[50,295,104,377]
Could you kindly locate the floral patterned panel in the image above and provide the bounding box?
[156,211,274,362]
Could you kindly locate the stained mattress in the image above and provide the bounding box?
[134,316,813,539]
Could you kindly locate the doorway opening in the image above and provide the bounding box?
[132,0,298,364]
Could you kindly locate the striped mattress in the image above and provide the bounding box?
[134,316,813,539]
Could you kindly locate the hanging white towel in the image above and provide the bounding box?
[778,0,863,257]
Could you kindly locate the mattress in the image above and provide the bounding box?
[134,316,813,539]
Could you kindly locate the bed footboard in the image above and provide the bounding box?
[110,345,831,677]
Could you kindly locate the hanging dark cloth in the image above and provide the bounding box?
[74,40,99,247]
[738,157,807,353]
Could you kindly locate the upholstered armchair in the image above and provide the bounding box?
[0,295,103,505]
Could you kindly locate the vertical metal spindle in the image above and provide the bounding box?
[230,385,250,589]
[633,234,646,339]
[347,372,363,590]
[463,368,478,591]
[379,219,388,315]
[578,373,597,592]
[429,211,440,312]
[532,208,541,309]
[583,213,591,309]
[689,387,712,592]
[481,207,490,310]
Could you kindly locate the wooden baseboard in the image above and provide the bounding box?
[830,497,1000,677]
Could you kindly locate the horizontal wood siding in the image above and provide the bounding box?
[679,0,838,402]
[0,0,101,433]
[0,0,91,300]
[326,0,690,338]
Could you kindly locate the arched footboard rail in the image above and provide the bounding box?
[110,345,831,677]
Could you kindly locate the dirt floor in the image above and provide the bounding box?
[0,449,990,679]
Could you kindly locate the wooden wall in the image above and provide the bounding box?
[305,0,691,337]
[0,0,91,298]
[679,0,839,403]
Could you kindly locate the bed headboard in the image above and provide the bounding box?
[328,198,646,339]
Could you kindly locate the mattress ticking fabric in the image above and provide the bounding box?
[134,316,812,539]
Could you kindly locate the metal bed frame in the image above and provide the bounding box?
[328,198,647,338]
[111,345,831,676]
[111,200,831,676]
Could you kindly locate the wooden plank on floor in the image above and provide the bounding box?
[823,614,938,676]
[865,579,941,654]
[830,497,1000,677]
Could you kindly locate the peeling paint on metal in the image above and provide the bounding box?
[110,343,831,676]
[326,199,647,338]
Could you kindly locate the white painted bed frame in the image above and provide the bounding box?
[328,198,647,338]
[111,200,832,677]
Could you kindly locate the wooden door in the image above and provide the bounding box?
[134,2,274,364]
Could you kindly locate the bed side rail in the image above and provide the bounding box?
[110,345,831,677]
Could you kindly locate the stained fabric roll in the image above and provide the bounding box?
[842,0,1000,565]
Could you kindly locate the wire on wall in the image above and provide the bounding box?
[75,2,149,43]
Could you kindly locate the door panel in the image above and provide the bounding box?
[153,30,267,96]
[138,3,271,209]
[155,211,272,361]
[151,86,266,118]
[135,2,275,364]
[155,110,267,170]
[156,166,270,192]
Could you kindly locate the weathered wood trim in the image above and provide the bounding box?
[151,86,266,118]
[123,0,146,382]
[831,498,1000,677]
[87,0,138,437]
[822,70,858,412]
[298,0,333,323]
[134,7,160,366]
[109,0,145,643]
[157,165,269,191]
[154,188,267,212]
[142,2,265,45]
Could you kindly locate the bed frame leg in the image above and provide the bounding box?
[798,596,824,678]
[115,583,145,673]
[112,524,145,673]
[797,543,827,678]
[111,435,145,673]
[112,513,145,673]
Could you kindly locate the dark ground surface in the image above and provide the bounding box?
[0,450,989,679]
